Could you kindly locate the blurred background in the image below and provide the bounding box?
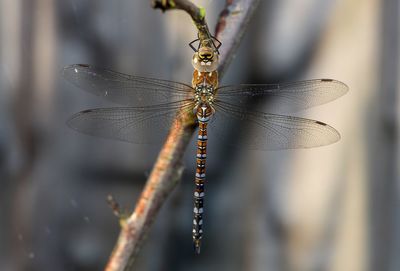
[0,0,398,270]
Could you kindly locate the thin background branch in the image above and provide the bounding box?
[104,1,260,270]
[215,0,261,78]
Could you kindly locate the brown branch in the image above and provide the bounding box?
[104,1,260,270]
[105,115,195,271]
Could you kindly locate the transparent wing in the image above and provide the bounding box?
[63,64,194,106]
[210,101,340,150]
[67,101,195,144]
[216,79,348,114]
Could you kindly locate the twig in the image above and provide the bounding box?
[152,0,212,44]
[104,1,260,270]
[107,194,130,220]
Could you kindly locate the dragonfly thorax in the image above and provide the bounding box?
[194,85,215,106]
[193,85,215,121]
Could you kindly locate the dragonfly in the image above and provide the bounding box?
[63,36,348,254]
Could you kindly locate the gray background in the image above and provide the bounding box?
[0,0,398,270]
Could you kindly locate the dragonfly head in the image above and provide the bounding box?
[192,45,219,72]
[198,46,214,61]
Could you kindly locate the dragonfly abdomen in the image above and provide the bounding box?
[192,103,212,254]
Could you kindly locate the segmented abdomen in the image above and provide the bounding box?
[192,114,209,254]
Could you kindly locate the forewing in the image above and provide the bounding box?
[216,79,348,114]
[210,101,340,150]
[63,64,193,106]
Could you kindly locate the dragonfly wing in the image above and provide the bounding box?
[63,64,193,106]
[210,101,340,150]
[216,79,348,114]
[67,102,195,144]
